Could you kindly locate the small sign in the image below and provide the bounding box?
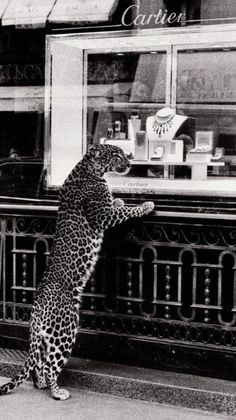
[0,0,10,18]
[0,62,44,85]
[2,0,55,27]
[195,131,214,152]
[49,0,118,24]
[177,50,236,103]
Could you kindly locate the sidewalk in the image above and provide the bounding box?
[1,348,236,417]
[0,375,234,420]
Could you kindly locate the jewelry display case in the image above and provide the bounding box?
[45,26,236,195]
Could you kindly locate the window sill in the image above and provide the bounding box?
[106,175,236,198]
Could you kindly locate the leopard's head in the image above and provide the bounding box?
[86,144,131,176]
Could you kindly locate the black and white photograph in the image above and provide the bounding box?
[0,1,236,419]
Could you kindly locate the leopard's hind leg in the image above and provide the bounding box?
[42,323,77,400]
[31,339,47,389]
[32,369,47,389]
[44,349,72,400]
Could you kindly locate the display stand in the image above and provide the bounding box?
[131,160,225,180]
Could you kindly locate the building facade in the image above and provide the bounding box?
[1,0,236,380]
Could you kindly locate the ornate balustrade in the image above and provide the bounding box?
[0,208,55,324]
[82,218,236,342]
[0,203,236,377]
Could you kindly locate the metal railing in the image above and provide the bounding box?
[1,205,236,363]
[0,208,55,323]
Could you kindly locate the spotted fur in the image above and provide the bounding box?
[0,144,154,400]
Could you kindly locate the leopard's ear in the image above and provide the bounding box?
[95,150,101,159]
[88,145,102,159]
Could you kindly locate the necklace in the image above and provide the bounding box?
[152,108,175,137]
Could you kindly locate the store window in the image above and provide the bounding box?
[200,0,236,25]
[46,28,236,192]
[87,50,168,149]
[0,29,45,198]
[175,48,236,177]
[186,0,236,25]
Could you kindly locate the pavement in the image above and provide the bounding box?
[1,348,236,417]
[0,375,235,420]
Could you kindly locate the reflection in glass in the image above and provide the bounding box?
[87,51,167,148]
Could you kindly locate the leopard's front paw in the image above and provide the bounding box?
[113,198,125,207]
[142,201,155,214]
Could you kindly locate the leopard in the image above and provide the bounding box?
[0,144,154,400]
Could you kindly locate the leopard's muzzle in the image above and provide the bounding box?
[115,159,131,175]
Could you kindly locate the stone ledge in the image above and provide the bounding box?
[0,347,236,416]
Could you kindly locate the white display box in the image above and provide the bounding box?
[149,140,183,162]
[194,131,214,152]
[166,140,184,163]
[186,153,212,163]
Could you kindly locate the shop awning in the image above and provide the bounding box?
[48,0,119,25]
[1,0,56,28]
[0,0,10,19]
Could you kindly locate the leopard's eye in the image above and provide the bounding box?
[113,153,123,161]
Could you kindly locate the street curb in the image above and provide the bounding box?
[0,348,236,416]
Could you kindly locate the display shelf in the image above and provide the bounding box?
[103,102,165,109]
[130,160,225,180]
[131,160,224,166]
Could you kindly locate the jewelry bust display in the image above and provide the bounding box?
[146,107,188,142]
[152,107,175,137]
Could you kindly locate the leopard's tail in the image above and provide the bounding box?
[0,353,34,395]
[0,331,41,395]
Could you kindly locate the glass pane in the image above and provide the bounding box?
[0,110,44,197]
[201,0,236,25]
[0,30,45,198]
[86,51,167,152]
[0,156,43,198]
[177,49,236,178]
[177,50,236,104]
[186,0,236,25]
